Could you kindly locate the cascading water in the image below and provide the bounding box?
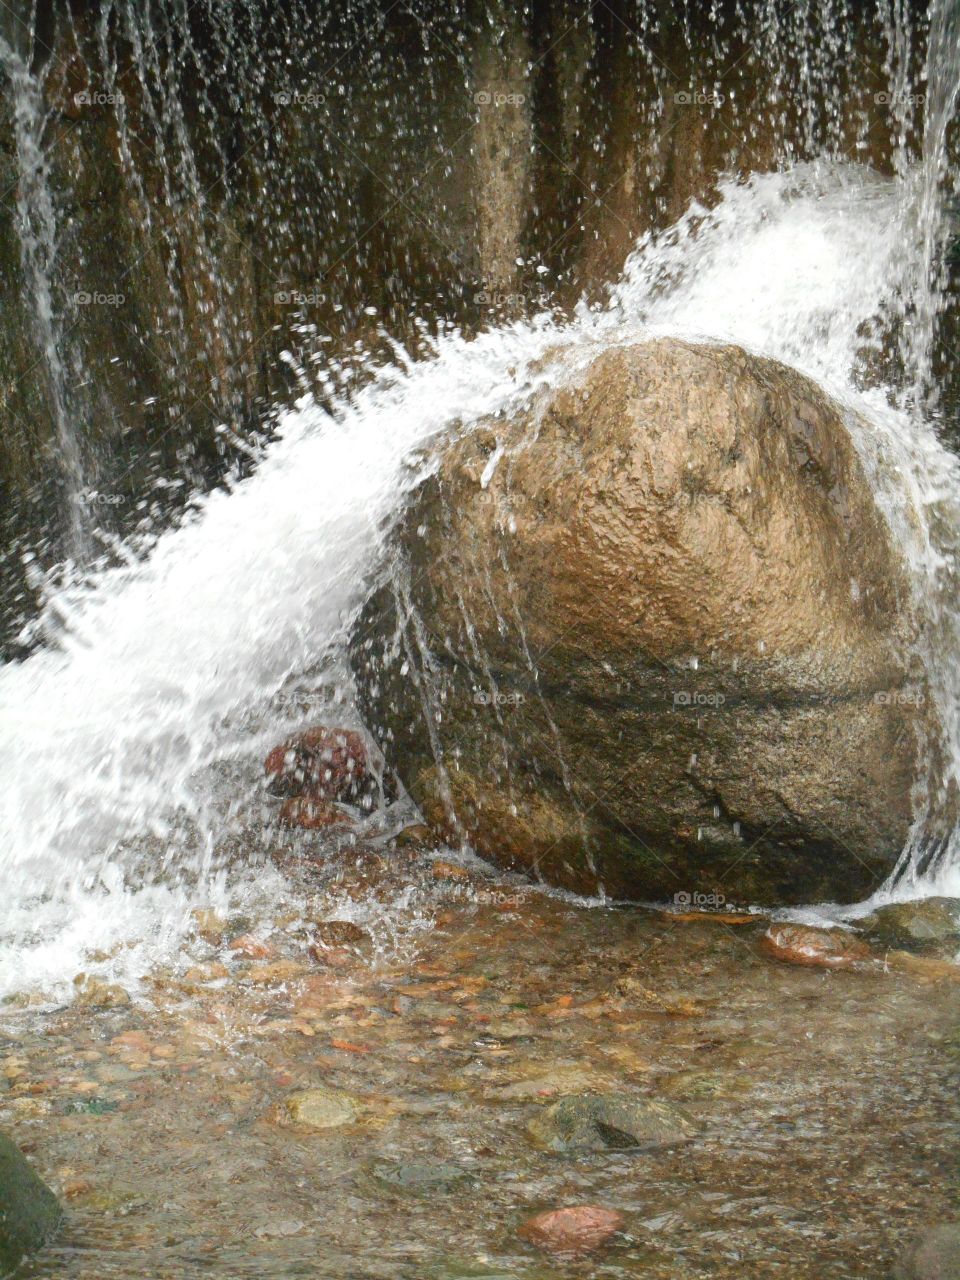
[0,35,88,557]
[1,1,959,1000]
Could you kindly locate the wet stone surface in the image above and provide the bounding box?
[1,850,958,1279]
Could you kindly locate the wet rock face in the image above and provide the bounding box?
[0,1131,61,1273]
[352,338,929,905]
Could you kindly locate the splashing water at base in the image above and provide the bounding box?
[2,158,959,999]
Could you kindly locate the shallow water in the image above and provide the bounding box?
[4,838,957,1280]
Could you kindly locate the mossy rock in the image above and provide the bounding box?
[0,1132,62,1275]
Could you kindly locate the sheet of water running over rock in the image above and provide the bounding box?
[2,0,960,1277]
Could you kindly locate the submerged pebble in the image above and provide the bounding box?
[518,1205,624,1255]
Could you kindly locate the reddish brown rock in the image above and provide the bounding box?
[278,797,355,830]
[758,923,872,970]
[228,934,275,959]
[519,1205,625,1255]
[265,727,375,803]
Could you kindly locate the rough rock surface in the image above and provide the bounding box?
[0,1132,62,1274]
[353,338,929,904]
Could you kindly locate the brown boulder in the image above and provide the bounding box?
[352,339,931,904]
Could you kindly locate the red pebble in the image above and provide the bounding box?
[518,1205,625,1255]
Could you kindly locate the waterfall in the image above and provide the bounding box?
[0,0,958,997]
[0,35,88,557]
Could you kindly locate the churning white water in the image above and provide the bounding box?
[1,159,959,997]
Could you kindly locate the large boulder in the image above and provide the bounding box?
[351,338,931,904]
[0,1132,61,1274]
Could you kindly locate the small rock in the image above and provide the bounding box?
[758,923,872,970]
[659,909,761,926]
[884,951,960,984]
[278,797,356,830]
[491,1066,609,1100]
[313,920,368,947]
[253,1218,304,1239]
[72,976,131,1009]
[893,1222,960,1280]
[432,860,473,881]
[392,822,444,850]
[183,962,229,983]
[245,960,307,985]
[518,1205,624,1255]
[265,726,379,803]
[191,908,227,943]
[278,1087,360,1129]
[526,1093,699,1153]
[659,1069,751,1100]
[615,976,702,1016]
[61,1177,92,1200]
[228,934,275,959]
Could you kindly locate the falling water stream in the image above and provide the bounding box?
[0,0,956,994]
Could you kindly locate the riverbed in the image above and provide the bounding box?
[3,840,957,1279]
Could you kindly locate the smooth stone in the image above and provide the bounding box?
[353,338,928,905]
[893,1222,960,1280]
[518,1205,624,1255]
[0,1132,62,1274]
[758,923,872,970]
[280,1087,360,1129]
[526,1093,700,1153]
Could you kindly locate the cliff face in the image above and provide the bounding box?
[0,0,935,648]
